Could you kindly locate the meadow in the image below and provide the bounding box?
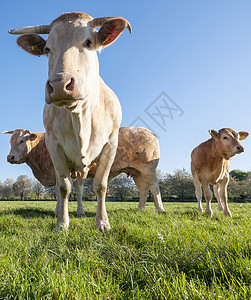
[0,201,250,299]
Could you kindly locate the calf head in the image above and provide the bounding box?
[9,12,131,111]
[209,128,249,159]
[2,129,37,164]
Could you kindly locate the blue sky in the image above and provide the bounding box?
[1,0,251,182]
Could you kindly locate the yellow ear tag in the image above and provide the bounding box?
[102,34,112,45]
[31,45,42,54]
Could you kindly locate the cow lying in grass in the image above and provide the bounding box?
[191,128,248,217]
[3,127,165,215]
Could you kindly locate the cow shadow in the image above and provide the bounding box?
[0,207,96,219]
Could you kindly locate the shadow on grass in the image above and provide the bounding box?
[0,207,96,219]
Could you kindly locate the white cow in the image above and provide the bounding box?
[9,12,131,231]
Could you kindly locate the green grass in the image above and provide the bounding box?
[0,201,250,299]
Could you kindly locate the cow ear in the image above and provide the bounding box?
[96,18,131,47]
[17,34,46,57]
[209,129,219,139]
[239,131,249,140]
[27,133,37,141]
[1,131,14,134]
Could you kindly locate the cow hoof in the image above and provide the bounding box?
[55,221,69,230]
[198,207,203,213]
[96,220,111,232]
[205,210,213,217]
[157,207,166,213]
[224,210,232,218]
[77,211,86,218]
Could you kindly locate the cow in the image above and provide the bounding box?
[9,12,132,230]
[3,127,165,215]
[191,128,248,217]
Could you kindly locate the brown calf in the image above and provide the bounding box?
[191,128,248,217]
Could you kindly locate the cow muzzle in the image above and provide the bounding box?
[7,154,20,164]
[235,145,244,153]
[45,74,79,106]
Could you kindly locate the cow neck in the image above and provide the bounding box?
[69,90,99,166]
[25,137,49,183]
[211,138,230,161]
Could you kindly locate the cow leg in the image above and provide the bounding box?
[213,184,224,211]
[132,173,149,210]
[219,176,231,217]
[54,183,60,217]
[141,172,165,212]
[93,136,118,232]
[192,173,203,212]
[76,173,88,217]
[201,180,213,217]
[47,139,72,229]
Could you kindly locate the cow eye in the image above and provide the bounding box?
[223,136,228,140]
[44,47,50,54]
[83,39,92,49]
[20,140,24,144]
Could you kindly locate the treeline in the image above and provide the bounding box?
[0,169,251,201]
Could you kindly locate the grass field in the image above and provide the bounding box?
[0,201,250,299]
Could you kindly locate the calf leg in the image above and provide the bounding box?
[132,173,149,210]
[141,172,165,212]
[213,184,224,211]
[192,173,203,212]
[219,176,231,217]
[201,180,213,217]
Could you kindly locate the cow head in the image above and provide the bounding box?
[9,12,131,110]
[2,129,37,164]
[209,128,249,159]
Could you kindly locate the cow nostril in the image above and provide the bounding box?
[237,146,243,151]
[46,81,54,95]
[65,78,75,91]
[7,155,14,161]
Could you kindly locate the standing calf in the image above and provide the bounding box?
[191,128,248,217]
[4,127,165,214]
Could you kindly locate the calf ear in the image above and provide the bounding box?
[96,17,132,47]
[17,34,46,57]
[209,129,219,139]
[1,131,14,134]
[26,133,37,141]
[239,131,249,140]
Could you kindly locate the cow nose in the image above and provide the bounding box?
[7,155,14,162]
[236,145,244,152]
[46,76,75,100]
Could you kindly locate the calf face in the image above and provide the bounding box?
[209,128,248,159]
[3,129,37,164]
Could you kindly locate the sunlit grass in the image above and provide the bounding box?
[0,201,250,299]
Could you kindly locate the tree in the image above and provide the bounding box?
[13,175,32,200]
[168,168,194,200]
[229,170,251,181]
[83,178,96,200]
[32,180,44,200]
[1,179,14,200]
[108,174,137,201]
[44,186,56,200]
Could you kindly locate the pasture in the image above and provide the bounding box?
[0,201,250,299]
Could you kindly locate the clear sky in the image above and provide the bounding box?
[0,0,251,182]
